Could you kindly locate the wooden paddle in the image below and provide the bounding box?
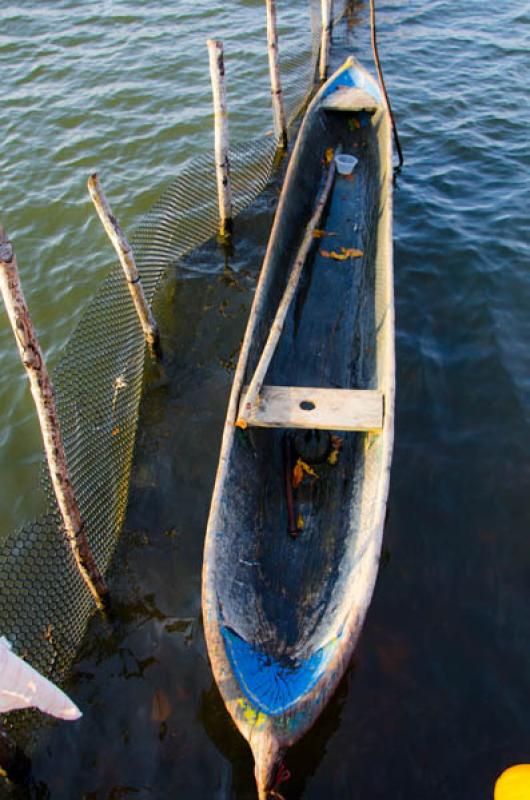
[241,158,336,419]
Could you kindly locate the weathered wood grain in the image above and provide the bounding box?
[240,385,384,431]
[265,0,287,149]
[207,38,233,238]
[0,227,108,609]
[319,0,332,81]
[87,174,161,359]
[322,86,380,113]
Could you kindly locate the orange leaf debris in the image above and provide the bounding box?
[313,229,337,239]
[292,460,304,489]
[320,247,364,261]
[328,435,343,465]
[292,457,319,488]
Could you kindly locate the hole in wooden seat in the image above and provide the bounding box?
[239,385,384,431]
[300,400,315,411]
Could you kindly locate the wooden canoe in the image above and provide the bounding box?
[202,56,395,798]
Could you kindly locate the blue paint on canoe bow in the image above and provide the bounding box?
[322,60,383,104]
[221,626,341,717]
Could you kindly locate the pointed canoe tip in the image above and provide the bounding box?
[249,730,285,800]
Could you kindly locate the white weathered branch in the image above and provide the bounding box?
[87,174,161,359]
[207,39,233,238]
[265,0,287,149]
[0,637,82,719]
[0,226,108,609]
[241,161,336,417]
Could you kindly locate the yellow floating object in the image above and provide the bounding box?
[495,765,530,800]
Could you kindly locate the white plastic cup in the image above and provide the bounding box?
[334,154,358,176]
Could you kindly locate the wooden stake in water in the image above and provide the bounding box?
[0,227,109,611]
[319,0,332,81]
[87,174,162,360]
[265,0,287,149]
[207,39,233,239]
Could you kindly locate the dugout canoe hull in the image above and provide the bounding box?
[202,56,395,798]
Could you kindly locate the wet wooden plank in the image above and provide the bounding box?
[239,385,383,431]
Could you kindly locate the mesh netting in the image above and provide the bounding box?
[0,1,347,751]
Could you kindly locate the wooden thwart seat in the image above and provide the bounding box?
[239,385,383,431]
[322,87,380,114]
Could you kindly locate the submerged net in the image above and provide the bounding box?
[0,5,356,753]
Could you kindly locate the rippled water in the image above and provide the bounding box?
[1,0,529,798]
[0,0,315,533]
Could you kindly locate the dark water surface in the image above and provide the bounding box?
[2,0,530,798]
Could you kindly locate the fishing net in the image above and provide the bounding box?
[0,4,357,760]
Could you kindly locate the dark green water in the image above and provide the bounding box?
[2,0,530,798]
[0,0,315,534]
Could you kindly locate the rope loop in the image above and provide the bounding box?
[276,762,291,785]
[268,761,291,798]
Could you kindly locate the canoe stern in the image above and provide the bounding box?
[249,725,284,800]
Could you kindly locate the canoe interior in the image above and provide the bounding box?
[211,70,392,720]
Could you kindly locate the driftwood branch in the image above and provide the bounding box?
[241,161,336,417]
[87,174,162,360]
[207,39,233,238]
[0,227,109,610]
[265,0,287,149]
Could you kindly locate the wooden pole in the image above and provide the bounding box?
[207,39,233,239]
[265,0,287,150]
[87,174,162,360]
[369,0,404,170]
[319,0,332,82]
[241,161,336,419]
[0,227,109,610]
